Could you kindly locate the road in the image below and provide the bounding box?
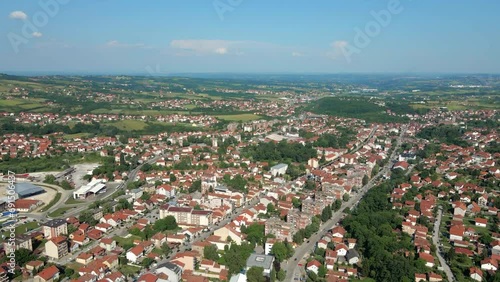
[284,124,407,281]
[433,207,455,282]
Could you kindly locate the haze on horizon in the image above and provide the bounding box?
[1,0,499,75]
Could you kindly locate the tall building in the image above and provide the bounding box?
[43,219,68,239]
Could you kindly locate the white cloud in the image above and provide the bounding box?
[32,32,43,38]
[327,40,349,59]
[292,51,303,57]
[214,47,228,55]
[170,39,274,56]
[9,11,27,20]
[170,39,235,55]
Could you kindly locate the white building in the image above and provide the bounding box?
[73,179,106,199]
[270,164,288,177]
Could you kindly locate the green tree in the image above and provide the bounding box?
[203,244,219,261]
[247,266,266,282]
[153,216,178,231]
[362,175,369,186]
[13,248,35,266]
[277,269,286,281]
[342,193,350,202]
[270,241,289,263]
[188,179,202,193]
[161,243,171,256]
[321,206,332,222]
[141,257,154,267]
[318,265,327,278]
[43,174,56,184]
[169,174,177,182]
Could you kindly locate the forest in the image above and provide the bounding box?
[306,97,408,123]
[243,140,317,164]
[416,125,468,147]
[342,172,435,282]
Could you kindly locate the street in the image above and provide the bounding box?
[284,125,407,281]
[433,207,455,282]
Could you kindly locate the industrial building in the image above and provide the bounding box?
[73,179,106,199]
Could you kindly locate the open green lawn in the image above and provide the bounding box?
[0,98,48,112]
[119,265,141,276]
[109,120,148,131]
[63,133,90,140]
[113,235,142,248]
[65,197,84,205]
[40,192,61,212]
[215,113,262,121]
[2,221,40,238]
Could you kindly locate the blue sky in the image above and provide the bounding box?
[0,0,499,74]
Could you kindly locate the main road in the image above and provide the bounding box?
[284,124,407,281]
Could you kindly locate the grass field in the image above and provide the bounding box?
[114,235,142,248]
[410,98,499,111]
[48,207,75,217]
[65,197,84,205]
[215,113,262,121]
[2,221,39,238]
[63,133,90,140]
[119,265,141,276]
[40,192,61,212]
[109,120,148,131]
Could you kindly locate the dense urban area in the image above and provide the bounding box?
[0,73,498,282]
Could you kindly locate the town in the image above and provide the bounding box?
[0,73,497,282]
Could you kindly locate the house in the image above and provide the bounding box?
[454,202,467,217]
[45,236,68,259]
[418,252,435,268]
[335,243,348,257]
[449,225,465,241]
[76,253,94,265]
[475,218,488,228]
[34,265,60,282]
[331,226,346,238]
[428,273,442,282]
[99,238,116,252]
[480,258,498,271]
[306,260,322,275]
[155,262,183,282]
[393,161,409,170]
[3,234,32,254]
[346,249,360,265]
[491,240,500,255]
[469,267,483,281]
[126,245,144,263]
[415,273,426,282]
[26,260,44,272]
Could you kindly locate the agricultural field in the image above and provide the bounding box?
[108,120,148,131]
[215,113,262,121]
